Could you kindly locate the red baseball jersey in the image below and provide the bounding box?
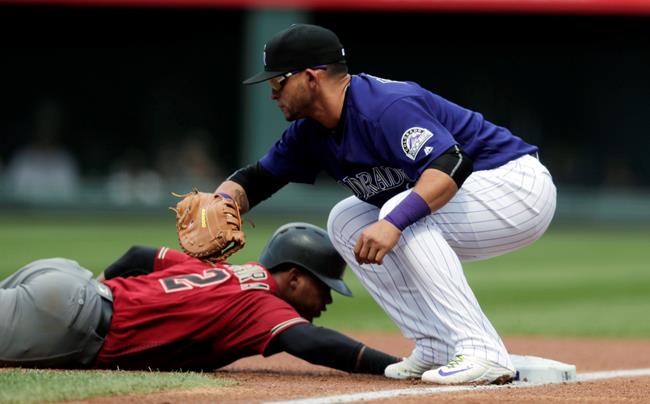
[95,247,308,370]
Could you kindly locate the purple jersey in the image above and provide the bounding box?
[260,73,538,207]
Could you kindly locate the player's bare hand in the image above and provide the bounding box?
[354,220,401,265]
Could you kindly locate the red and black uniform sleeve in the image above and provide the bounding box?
[103,246,157,280]
[151,247,197,271]
[103,246,195,280]
[97,260,311,371]
[265,323,399,375]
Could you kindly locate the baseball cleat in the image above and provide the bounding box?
[421,354,515,385]
[384,354,439,380]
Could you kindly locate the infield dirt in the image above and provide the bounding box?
[71,333,650,403]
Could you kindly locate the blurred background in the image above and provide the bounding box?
[1,0,650,220]
[1,0,649,336]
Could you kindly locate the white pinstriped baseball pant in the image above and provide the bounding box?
[327,155,556,369]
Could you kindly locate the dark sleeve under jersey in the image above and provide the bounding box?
[227,162,288,209]
[103,246,157,280]
[264,323,399,375]
[428,145,474,188]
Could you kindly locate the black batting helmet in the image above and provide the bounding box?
[259,222,352,296]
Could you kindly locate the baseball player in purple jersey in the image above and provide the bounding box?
[216,24,556,384]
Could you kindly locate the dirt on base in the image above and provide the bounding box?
[73,333,650,403]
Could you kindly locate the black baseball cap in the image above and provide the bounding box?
[242,24,346,85]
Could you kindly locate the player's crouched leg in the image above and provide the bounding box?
[327,196,378,254]
[328,196,464,380]
[440,155,558,262]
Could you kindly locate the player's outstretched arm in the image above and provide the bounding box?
[217,162,289,214]
[97,246,157,282]
[264,323,399,375]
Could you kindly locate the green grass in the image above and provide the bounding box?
[320,225,650,338]
[1,213,649,402]
[463,227,650,337]
[1,213,648,338]
[0,211,286,275]
[0,369,230,403]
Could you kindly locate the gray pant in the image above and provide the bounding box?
[0,258,112,368]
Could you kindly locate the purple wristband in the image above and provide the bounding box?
[384,192,431,231]
[217,192,232,200]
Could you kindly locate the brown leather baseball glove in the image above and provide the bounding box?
[171,189,245,262]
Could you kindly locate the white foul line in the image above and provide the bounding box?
[266,368,650,404]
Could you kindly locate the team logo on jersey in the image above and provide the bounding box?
[340,166,410,201]
[401,127,433,160]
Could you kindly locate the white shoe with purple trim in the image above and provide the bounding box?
[421,354,515,385]
[384,354,440,380]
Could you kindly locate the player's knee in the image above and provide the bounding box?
[326,209,342,247]
[327,198,353,236]
[327,197,364,249]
